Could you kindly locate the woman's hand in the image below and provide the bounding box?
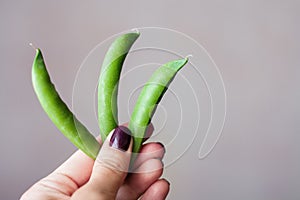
[21,125,169,200]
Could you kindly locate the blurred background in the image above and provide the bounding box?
[1,0,299,199]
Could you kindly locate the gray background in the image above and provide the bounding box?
[1,0,299,199]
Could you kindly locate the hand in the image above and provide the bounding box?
[21,125,169,200]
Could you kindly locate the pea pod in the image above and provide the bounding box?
[98,32,139,141]
[129,58,188,154]
[32,49,100,159]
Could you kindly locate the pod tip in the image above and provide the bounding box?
[186,54,193,59]
[29,43,36,50]
[29,43,40,53]
[131,28,140,35]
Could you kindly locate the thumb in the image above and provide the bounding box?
[88,126,132,197]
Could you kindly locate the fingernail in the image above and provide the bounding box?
[164,178,170,186]
[156,142,166,154]
[110,126,131,151]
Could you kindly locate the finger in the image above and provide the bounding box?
[116,158,163,200]
[88,126,133,197]
[53,136,102,188]
[141,179,170,200]
[133,142,165,170]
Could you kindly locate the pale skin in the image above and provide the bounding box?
[21,125,169,200]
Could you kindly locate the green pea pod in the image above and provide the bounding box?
[32,49,100,159]
[129,58,188,154]
[98,32,139,141]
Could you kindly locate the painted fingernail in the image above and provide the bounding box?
[109,126,131,151]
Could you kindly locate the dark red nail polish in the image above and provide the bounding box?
[110,126,131,151]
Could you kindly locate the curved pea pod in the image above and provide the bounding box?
[129,58,188,154]
[98,32,139,141]
[32,49,100,159]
